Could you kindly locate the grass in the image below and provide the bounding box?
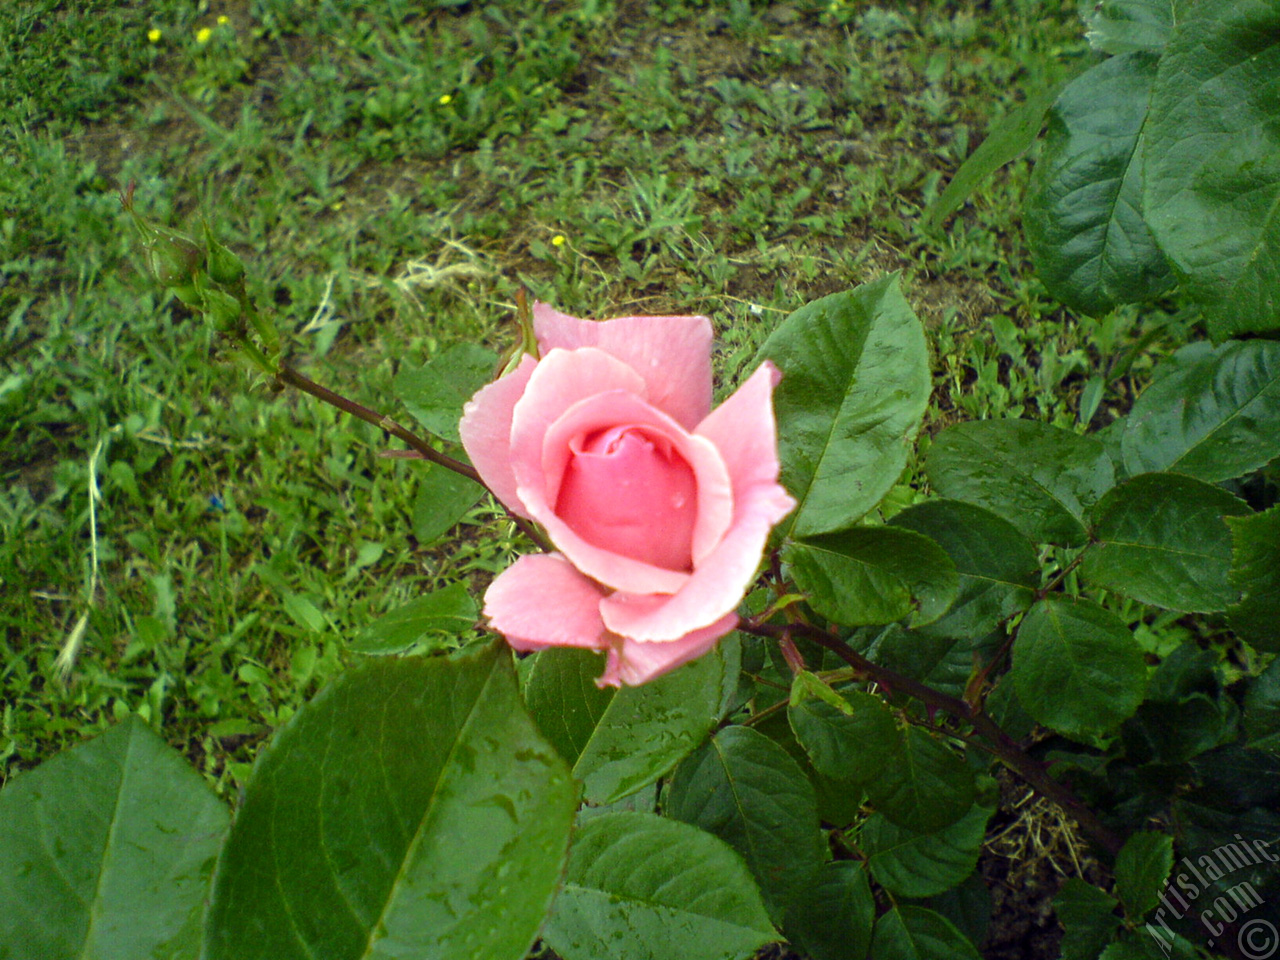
[1,0,1191,802]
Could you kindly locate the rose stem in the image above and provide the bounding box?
[274,363,554,553]
[738,618,1123,856]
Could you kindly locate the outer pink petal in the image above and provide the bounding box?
[599,364,795,641]
[532,302,713,429]
[458,354,538,518]
[483,553,609,652]
[596,612,739,687]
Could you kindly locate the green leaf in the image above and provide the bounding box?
[1012,596,1147,740]
[1055,877,1121,960]
[1080,472,1250,612]
[393,342,497,444]
[870,905,982,960]
[542,812,776,960]
[785,862,875,960]
[412,462,486,545]
[888,499,1038,639]
[0,716,228,960]
[1243,656,1280,752]
[1081,0,1174,55]
[923,77,1070,231]
[1121,340,1280,482]
[1114,830,1174,919]
[925,419,1115,546]
[789,682,899,784]
[864,725,976,834]
[867,627,988,701]
[525,645,723,805]
[666,726,826,923]
[1227,505,1280,651]
[1144,0,1280,340]
[203,643,577,960]
[347,581,478,654]
[786,526,958,627]
[757,277,930,538]
[862,801,994,898]
[522,647,615,767]
[1025,52,1174,315]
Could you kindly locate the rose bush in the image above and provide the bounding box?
[460,302,795,686]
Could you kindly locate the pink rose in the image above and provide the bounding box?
[460,302,795,686]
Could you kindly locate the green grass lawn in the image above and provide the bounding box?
[1,0,1185,800]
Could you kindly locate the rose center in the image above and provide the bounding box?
[554,425,698,571]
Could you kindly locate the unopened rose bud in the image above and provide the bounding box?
[203,221,246,286]
[202,286,244,332]
[145,226,203,287]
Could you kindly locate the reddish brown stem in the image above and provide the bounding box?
[739,617,1122,856]
[275,364,554,553]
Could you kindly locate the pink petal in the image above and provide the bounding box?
[696,362,786,493]
[596,612,739,687]
[458,354,538,518]
[483,554,609,651]
[532,302,713,429]
[519,387,733,595]
[555,425,699,571]
[599,365,796,641]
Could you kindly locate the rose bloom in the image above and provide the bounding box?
[460,303,795,686]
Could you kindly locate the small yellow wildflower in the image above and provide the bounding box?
[551,234,567,248]
[147,28,162,43]
[438,94,453,106]
[195,26,212,44]
[217,15,230,25]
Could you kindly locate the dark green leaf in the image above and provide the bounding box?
[411,462,485,545]
[393,342,497,444]
[666,726,825,923]
[865,725,976,834]
[785,861,875,960]
[523,647,615,767]
[204,643,577,960]
[1114,830,1174,919]
[527,646,722,805]
[889,499,1038,639]
[1012,597,1146,740]
[1080,473,1250,612]
[1026,52,1174,314]
[862,801,994,898]
[542,812,776,960]
[1055,878,1121,960]
[0,716,228,960]
[870,905,981,960]
[348,581,477,654]
[1121,340,1280,482]
[789,681,899,784]
[925,419,1115,546]
[925,874,993,951]
[923,78,1069,231]
[1243,656,1280,753]
[1082,0,1174,55]
[786,526,958,627]
[1228,505,1280,651]
[868,626,992,701]
[1144,0,1280,340]
[757,277,930,538]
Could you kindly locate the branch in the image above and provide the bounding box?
[274,364,554,553]
[738,618,1122,856]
